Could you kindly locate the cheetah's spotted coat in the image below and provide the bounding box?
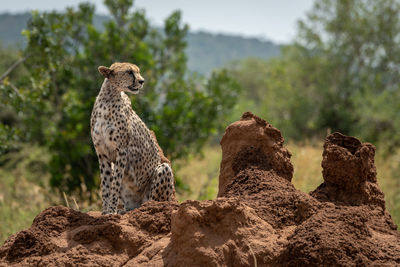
[91,62,175,215]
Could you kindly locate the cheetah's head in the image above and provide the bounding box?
[98,62,145,94]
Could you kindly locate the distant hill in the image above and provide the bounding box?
[0,12,109,47]
[186,31,280,74]
[0,13,30,47]
[0,12,280,74]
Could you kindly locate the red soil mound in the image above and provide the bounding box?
[1,112,399,266]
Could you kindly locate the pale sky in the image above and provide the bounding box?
[0,0,315,43]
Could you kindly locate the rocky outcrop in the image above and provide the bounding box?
[311,132,385,207]
[1,112,399,266]
[218,112,293,197]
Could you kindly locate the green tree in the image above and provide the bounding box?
[296,0,400,142]
[230,0,400,144]
[228,53,320,141]
[0,44,28,154]
[2,0,239,198]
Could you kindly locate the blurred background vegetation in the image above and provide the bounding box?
[1,0,400,242]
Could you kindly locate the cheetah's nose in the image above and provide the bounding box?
[139,79,145,85]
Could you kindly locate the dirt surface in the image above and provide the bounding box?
[1,112,399,266]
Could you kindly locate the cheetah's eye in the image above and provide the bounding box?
[126,70,133,75]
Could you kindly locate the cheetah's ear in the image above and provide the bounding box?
[98,66,114,79]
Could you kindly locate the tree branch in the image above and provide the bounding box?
[0,55,29,83]
[8,81,24,100]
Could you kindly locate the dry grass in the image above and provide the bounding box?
[0,145,55,243]
[287,141,323,193]
[375,148,400,223]
[174,146,222,201]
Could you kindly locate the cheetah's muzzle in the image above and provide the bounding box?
[128,84,139,91]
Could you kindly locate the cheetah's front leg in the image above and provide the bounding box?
[104,149,127,214]
[98,154,114,214]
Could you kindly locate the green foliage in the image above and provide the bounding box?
[228,54,321,140]
[0,45,27,153]
[0,124,21,154]
[230,0,400,144]
[4,0,239,197]
[296,0,400,143]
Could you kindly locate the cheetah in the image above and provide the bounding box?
[90,62,175,215]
